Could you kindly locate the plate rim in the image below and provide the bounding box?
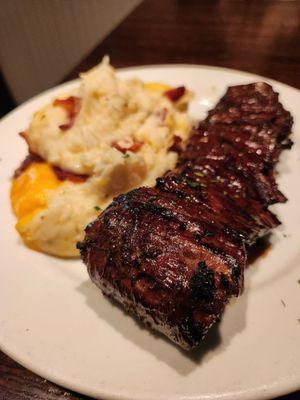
[1,63,299,126]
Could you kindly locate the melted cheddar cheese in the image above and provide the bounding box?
[11,163,61,250]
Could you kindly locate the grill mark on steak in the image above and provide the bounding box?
[79,82,293,350]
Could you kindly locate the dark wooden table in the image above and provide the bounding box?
[1,1,300,399]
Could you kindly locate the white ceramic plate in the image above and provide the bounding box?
[1,65,300,400]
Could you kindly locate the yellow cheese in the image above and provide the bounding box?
[11,163,62,249]
[144,82,172,93]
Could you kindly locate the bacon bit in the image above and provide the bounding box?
[19,131,30,146]
[112,138,144,153]
[13,152,44,178]
[53,166,88,183]
[19,131,27,139]
[164,86,185,102]
[155,107,168,122]
[169,135,183,154]
[13,152,87,183]
[128,141,144,152]
[53,96,81,131]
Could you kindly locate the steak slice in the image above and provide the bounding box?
[78,82,293,349]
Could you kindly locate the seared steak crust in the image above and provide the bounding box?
[79,83,293,349]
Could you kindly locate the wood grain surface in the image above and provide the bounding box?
[67,0,300,90]
[1,0,300,399]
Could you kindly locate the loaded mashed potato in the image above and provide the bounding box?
[11,57,191,257]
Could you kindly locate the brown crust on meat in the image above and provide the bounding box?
[79,82,293,349]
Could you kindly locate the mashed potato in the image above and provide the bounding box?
[11,57,191,257]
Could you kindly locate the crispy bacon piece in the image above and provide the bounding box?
[18,130,31,147]
[112,139,144,153]
[13,152,43,178]
[155,107,168,122]
[19,131,27,139]
[164,86,186,102]
[52,166,88,183]
[13,153,87,183]
[169,135,183,154]
[53,96,81,131]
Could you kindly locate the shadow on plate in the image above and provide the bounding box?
[76,237,269,375]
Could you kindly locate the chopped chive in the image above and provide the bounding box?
[194,171,204,177]
[147,197,156,204]
[252,215,261,223]
[186,180,199,189]
[94,206,101,211]
[204,229,215,237]
[122,153,130,158]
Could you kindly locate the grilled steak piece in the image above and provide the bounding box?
[78,83,293,349]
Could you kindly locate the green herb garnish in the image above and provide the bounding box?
[122,153,130,158]
[194,172,204,178]
[147,197,156,204]
[252,215,261,223]
[94,206,101,211]
[186,180,199,189]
